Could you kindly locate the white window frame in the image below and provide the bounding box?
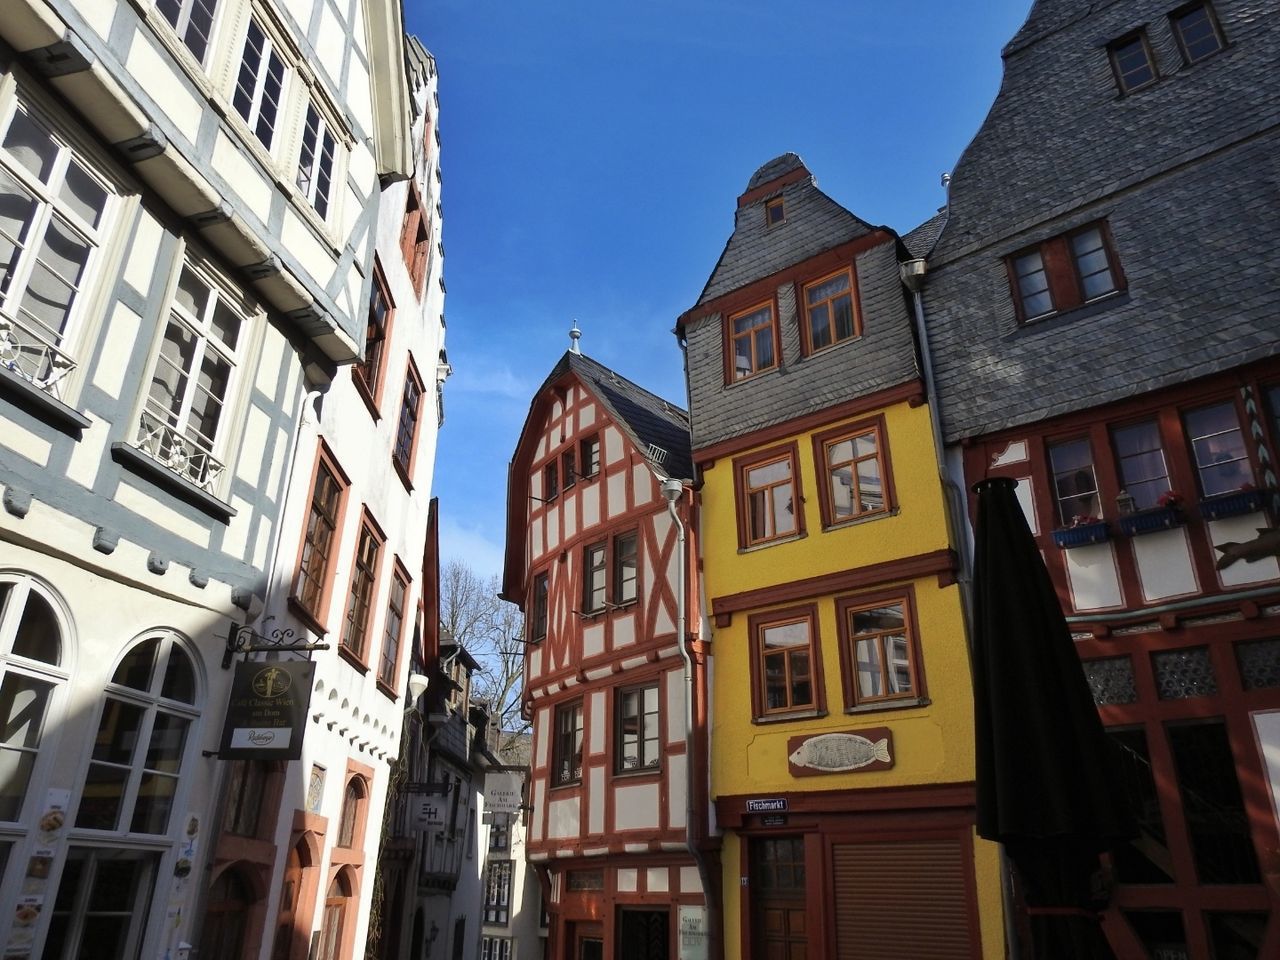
[232,15,288,151]
[296,98,338,220]
[155,0,221,66]
[0,573,72,827]
[74,633,201,837]
[135,259,250,495]
[0,98,115,400]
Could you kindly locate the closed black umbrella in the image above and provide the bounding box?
[970,477,1135,959]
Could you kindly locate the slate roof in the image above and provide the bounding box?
[696,154,881,306]
[901,208,947,260]
[542,351,694,481]
[923,0,1280,444]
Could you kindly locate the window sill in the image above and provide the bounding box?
[822,507,896,532]
[725,365,779,388]
[337,643,370,675]
[352,371,383,421]
[286,596,329,637]
[752,709,827,726]
[844,697,930,715]
[392,456,414,492]
[1015,289,1129,331]
[802,332,864,360]
[376,679,398,702]
[0,366,91,436]
[612,764,661,780]
[110,442,236,522]
[738,531,806,554]
[548,780,582,793]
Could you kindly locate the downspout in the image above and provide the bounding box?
[661,476,717,956]
[904,261,1020,960]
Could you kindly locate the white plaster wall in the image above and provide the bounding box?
[1133,528,1199,601]
[1212,513,1280,587]
[548,797,581,838]
[1063,543,1124,611]
[615,783,660,831]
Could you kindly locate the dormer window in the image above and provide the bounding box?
[765,197,785,226]
[1108,31,1158,94]
[1171,3,1225,64]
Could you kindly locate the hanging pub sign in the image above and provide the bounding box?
[219,660,315,760]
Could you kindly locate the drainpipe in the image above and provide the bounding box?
[661,476,717,957]
[903,261,1021,960]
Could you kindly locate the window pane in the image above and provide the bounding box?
[59,160,107,228]
[0,673,51,820]
[92,698,145,763]
[112,637,159,690]
[856,637,883,698]
[0,172,36,296]
[1048,439,1099,523]
[76,763,129,829]
[1185,401,1250,496]
[161,646,196,703]
[1112,421,1169,509]
[145,713,189,772]
[1106,727,1173,883]
[2,109,57,182]
[12,590,60,663]
[131,771,178,834]
[763,621,809,650]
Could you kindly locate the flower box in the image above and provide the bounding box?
[1118,506,1183,537]
[1052,520,1110,549]
[1199,488,1266,521]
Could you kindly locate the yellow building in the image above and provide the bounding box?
[676,155,1003,958]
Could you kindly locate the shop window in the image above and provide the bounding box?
[44,848,159,959]
[76,633,198,834]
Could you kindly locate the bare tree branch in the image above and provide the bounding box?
[440,560,528,736]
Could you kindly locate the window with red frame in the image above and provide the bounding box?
[393,363,424,478]
[840,595,921,707]
[552,700,584,786]
[802,267,858,352]
[753,611,819,717]
[1007,221,1123,323]
[400,185,431,295]
[1047,438,1101,525]
[355,259,393,402]
[293,448,348,620]
[378,563,410,689]
[341,513,383,661]
[729,303,777,380]
[739,449,800,546]
[819,422,887,525]
[337,777,365,848]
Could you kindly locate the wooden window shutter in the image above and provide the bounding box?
[831,838,977,960]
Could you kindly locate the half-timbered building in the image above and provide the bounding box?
[501,343,712,960]
[921,1,1280,955]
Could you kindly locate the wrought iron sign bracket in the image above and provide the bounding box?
[222,621,329,669]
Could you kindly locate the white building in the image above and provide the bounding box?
[0,1,417,958]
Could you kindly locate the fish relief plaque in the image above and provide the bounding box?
[786,727,894,777]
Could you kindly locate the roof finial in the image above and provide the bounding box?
[569,319,582,355]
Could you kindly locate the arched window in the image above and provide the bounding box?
[0,573,69,824]
[337,777,365,848]
[76,632,199,833]
[317,870,353,960]
[199,867,252,960]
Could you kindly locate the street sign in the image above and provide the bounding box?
[745,798,787,813]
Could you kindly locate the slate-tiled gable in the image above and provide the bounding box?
[680,155,919,455]
[697,156,880,306]
[924,0,1280,444]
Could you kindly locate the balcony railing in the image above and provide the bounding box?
[134,412,226,492]
[0,315,77,400]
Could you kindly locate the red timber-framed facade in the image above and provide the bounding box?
[502,347,715,960]
[961,358,1280,958]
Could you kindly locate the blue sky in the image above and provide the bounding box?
[403,0,1033,579]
